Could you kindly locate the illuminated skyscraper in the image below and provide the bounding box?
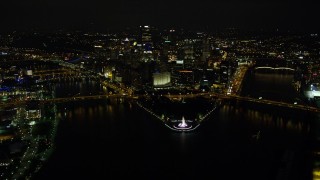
[162,29,178,63]
[220,60,229,84]
[140,25,152,47]
[177,70,194,86]
[202,36,211,62]
[140,25,154,62]
[183,39,195,68]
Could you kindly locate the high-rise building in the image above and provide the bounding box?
[140,25,154,62]
[141,25,152,46]
[220,60,229,84]
[202,36,211,62]
[177,70,194,86]
[140,62,156,86]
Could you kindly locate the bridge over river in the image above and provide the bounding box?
[1,58,319,133]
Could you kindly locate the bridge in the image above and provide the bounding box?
[33,69,81,78]
[2,58,318,114]
[161,92,320,113]
[42,94,136,103]
[37,58,318,113]
[0,94,137,108]
[223,94,320,112]
[136,91,320,113]
[255,66,295,71]
[40,59,131,95]
[1,89,320,116]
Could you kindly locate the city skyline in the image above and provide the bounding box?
[1,3,320,178]
[1,0,319,32]
[1,32,319,178]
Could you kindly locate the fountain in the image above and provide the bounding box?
[178,116,188,128]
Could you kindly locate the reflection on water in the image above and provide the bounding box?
[32,74,320,180]
[242,72,297,102]
[33,99,318,180]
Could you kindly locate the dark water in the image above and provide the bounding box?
[241,71,301,103]
[34,74,319,180]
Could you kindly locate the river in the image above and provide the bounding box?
[34,72,319,180]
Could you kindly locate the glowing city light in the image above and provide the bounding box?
[178,116,188,128]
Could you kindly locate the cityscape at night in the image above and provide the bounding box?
[1,0,320,180]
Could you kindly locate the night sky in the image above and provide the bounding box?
[1,0,319,32]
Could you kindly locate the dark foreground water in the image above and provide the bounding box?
[34,73,319,180]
